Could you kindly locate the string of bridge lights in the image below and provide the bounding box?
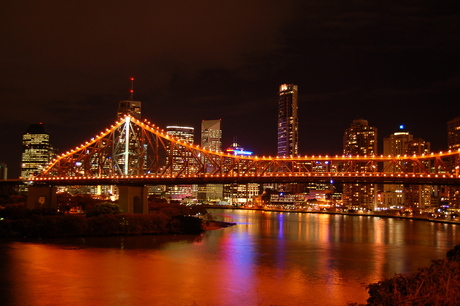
[31,115,460,182]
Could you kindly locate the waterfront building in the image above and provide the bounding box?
[223,142,259,205]
[382,128,413,208]
[21,123,55,180]
[342,119,378,210]
[383,127,435,210]
[199,119,223,202]
[225,140,253,156]
[275,84,301,199]
[165,126,197,201]
[277,84,298,157]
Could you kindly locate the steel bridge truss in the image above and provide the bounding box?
[33,116,460,185]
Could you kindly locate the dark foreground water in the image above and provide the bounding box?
[0,209,459,306]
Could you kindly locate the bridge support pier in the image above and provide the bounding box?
[27,186,57,209]
[118,185,149,213]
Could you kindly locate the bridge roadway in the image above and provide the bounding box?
[25,172,460,186]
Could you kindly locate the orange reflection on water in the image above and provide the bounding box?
[2,210,458,306]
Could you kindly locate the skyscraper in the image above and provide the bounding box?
[21,123,54,179]
[201,119,222,151]
[223,142,259,205]
[343,119,377,156]
[166,125,195,171]
[166,125,196,174]
[199,119,223,202]
[342,119,378,210]
[0,163,7,180]
[114,78,143,175]
[383,128,413,159]
[446,117,460,209]
[166,125,196,201]
[382,126,434,209]
[117,78,141,119]
[447,116,460,151]
[277,84,298,157]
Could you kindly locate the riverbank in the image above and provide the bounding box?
[204,205,460,225]
[363,245,460,305]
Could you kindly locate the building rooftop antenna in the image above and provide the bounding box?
[129,77,134,100]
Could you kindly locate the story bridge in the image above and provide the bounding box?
[25,115,460,213]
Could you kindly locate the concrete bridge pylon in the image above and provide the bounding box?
[26,185,57,209]
[117,185,149,213]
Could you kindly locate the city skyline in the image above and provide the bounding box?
[1,1,460,178]
[5,95,460,179]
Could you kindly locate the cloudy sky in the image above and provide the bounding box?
[1,0,460,178]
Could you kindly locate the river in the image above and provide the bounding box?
[0,209,459,306]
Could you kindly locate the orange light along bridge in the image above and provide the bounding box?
[26,115,460,213]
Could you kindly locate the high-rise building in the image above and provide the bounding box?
[446,117,460,209]
[223,142,259,205]
[113,78,144,176]
[201,119,222,152]
[21,123,54,179]
[382,126,435,210]
[448,116,460,151]
[382,128,412,208]
[165,126,197,202]
[277,84,298,157]
[199,119,223,203]
[383,128,413,158]
[166,125,195,172]
[167,126,195,143]
[343,119,377,156]
[117,78,141,119]
[342,119,378,210]
[0,163,7,180]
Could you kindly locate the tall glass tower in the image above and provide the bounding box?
[21,123,54,179]
[277,84,298,157]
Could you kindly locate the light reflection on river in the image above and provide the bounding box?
[0,209,459,306]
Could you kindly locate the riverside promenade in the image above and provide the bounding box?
[204,205,460,225]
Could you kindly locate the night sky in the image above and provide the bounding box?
[1,1,460,178]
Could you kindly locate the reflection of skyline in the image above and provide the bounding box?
[2,210,458,305]
[218,210,458,280]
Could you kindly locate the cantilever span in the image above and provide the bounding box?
[29,115,460,186]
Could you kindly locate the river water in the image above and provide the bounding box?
[0,209,459,306]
